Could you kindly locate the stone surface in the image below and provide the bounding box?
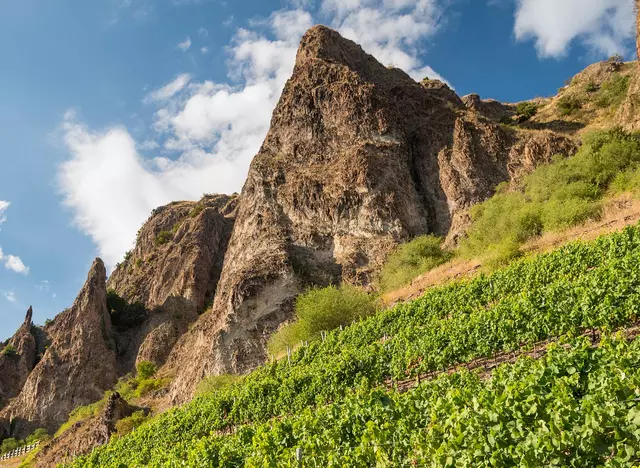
[33,392,140,468]
[0,259,118,438]
[106,194,238,371]
[164,25,576,403]
[0,308,40,411]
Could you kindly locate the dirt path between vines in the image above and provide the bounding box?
[391,322,640,393]
[383,196,640,306]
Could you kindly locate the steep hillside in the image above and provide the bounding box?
[487,56,640,135]
[163,25,575,403]
[69,223,640,467]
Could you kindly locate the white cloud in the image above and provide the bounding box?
[0,204,29,275]
[177,36,192,51]
[144,73,191,102]
[514,0,635,58]
[0,201,9,226]
[4,292,16,303]
[4,255,29,275]
[198,27,209,37]
[36,280,51,292]
[323,0,443,79]
[201,46,209,54]
[58,2,447,270]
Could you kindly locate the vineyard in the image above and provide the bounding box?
[68,224,640,467]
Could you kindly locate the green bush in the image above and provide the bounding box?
[106,290,146,330]
[115,411,148,436]
[557,95,582,116]
[585,82,598,93]
[378,235,452,291]
[463,128,640,262]
[196,374,242,397]
[1,344,17,357]
[25,428,50,445]
[189,204,204,218]
[1,437,19,454]
[134,378,167,398]
[136,361,156,380]
[155,230,173,245]
[267,285,379,356]
[515,101,538,122]
[596,73,630,108]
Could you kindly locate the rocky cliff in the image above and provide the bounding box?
[0,260,118,437]
[0,308,41,410]
[106,194,237,371]
[32,392,139,468]
[163,25,575,402]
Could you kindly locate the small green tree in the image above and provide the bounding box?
[136,361,156,380]
[1,437,19,454]
[26,428,50,444]
[267,285,379,356]
[557,95,582,116]
[515,102,538,122]
[2,345,17,357]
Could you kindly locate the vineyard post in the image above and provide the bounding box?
[287,346,291,366]
[296,447,303,467]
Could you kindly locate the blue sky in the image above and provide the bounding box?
[0,0,635,339]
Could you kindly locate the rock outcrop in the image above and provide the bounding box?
[164,25,576,402]
[462,94,514,123]
[0,259,118,437]
[0,308,40,410]
[33,392,139,468]
[106,194,238,371]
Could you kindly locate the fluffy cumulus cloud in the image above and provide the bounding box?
[58,1,447,269]
[514,0,635,58]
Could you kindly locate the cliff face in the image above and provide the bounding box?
[0,308,40,410]
[107,194,237,313]
[33,392,139,468]
[106,194,238,371]
[164,25,576,402]
[0,260,118,437]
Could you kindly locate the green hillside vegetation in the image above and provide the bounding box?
[54,361,166,439]
[267,285,380,356]
[377,235,452,292]
[462,128,640,266]
[68,223,640,467]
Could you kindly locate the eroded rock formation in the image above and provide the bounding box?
[106,194,238,371]
[0,308,40,410]
[33,392,140,468]
[0,260,118,437]
[164,25,576,402]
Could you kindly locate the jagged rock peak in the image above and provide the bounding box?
[295,25,411,83]
[164,25,576,402]
[0,256,117,437]
[12,306,34,337]
[22,306,33,329]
